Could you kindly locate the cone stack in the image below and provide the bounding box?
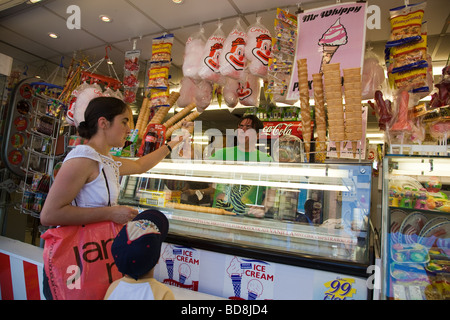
[343,67,363,158]
[136,97,151,139]
[149,91,180,125]
[323,63,344,158]
[312,73,327,162]
[165,111,200,138]
[297,59,311,161]
[163,102,196,128]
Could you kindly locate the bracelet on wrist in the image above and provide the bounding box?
[165,142,172,152]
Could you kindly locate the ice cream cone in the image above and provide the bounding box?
[165,260,174,280]
[335,142,341,158]
[352,141,359,158]
[231,274,242,298]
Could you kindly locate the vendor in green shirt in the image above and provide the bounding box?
[209,115,272,216]
[209,115,272,162]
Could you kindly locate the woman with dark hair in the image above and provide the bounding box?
[41,97,182,226]
[40,97,183,299]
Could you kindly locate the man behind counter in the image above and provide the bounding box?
[209,115,272,216]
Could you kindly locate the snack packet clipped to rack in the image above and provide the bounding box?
[386,2,426,48]
[148,34,174,108]
[246,16,272,78]
[219,18,247,80]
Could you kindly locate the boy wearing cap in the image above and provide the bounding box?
[104,210,175,300]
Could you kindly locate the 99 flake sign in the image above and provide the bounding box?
[323,277,357,300]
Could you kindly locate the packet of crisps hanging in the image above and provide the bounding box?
[386,1,426,47]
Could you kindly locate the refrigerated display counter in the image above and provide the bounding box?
[118,159,374,300]
[380,155,450,300]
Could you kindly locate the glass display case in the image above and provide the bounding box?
[119,159,373,273]
[381,155,450,300]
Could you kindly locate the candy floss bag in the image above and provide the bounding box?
[41,221,123,300]
[219,18,247,80]
[183,27,206,80]
[198,23,226,83]
[246,16,272,78]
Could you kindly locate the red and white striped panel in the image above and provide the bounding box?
[0,252,43,300]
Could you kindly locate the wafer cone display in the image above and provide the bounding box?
[312,73,327,162]
[323,63,345,158]
[297,59,311,161]
[163,102,196,128]
[165,111,200,138]
[343,67,363,158]
[136,97,151,139]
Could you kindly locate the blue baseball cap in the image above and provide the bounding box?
[111,209,169,280]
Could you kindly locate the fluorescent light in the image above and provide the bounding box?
[133,172,349,192]
[99,15,112,22]
[392,158,450,177]
[366,133,384,138]
[369,139,385,144]
[150,161,348,178]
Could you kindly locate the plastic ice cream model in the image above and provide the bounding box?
[318,18,348,73]
[162,245,175,280]
[178,263,191,284]
[247,279,263,300]
[227,257,244,298]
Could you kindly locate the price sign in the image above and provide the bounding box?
[323,277,357,300]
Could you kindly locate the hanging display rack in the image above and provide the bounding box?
[80,45,122,90]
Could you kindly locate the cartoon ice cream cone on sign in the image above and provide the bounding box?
[247,279,264,300]
[227,257,244,298]
[318,18,348,73]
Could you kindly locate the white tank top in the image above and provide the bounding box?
[63,145,121,208]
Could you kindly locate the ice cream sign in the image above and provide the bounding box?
[224,256,275,300]
[160,244,199,291]
[287,2,367,100]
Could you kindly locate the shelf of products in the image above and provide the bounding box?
[381,155,450,300]
[119,159,373,272]
[2,79,66,219]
